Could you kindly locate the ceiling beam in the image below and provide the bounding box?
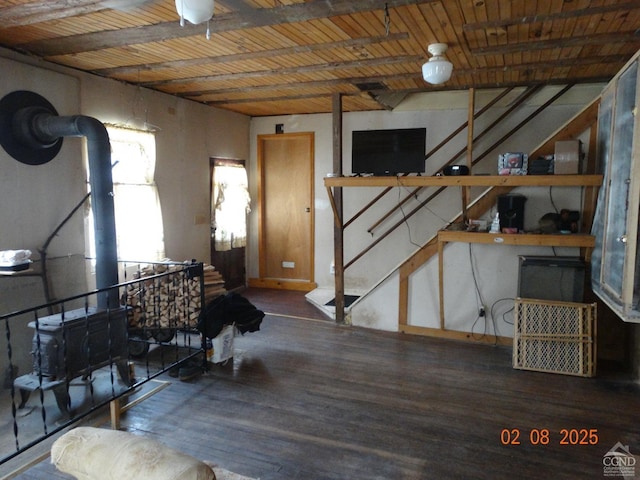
[140,55,423,87]
[208,92,348,105]
[0,0,152,27]
[92,32,410,76]
[463,2,640,31]
[185,78,368,98]
[217,0,256,14]
[0,0,290,28]
[471,31,640,55]
[161,54,626,97]
[205,76,612,107]
[16,0,439,57]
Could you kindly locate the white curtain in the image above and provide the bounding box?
[212,164,250,251]
[97,126,165,262]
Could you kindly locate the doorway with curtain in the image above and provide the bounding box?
[210,158,250,290]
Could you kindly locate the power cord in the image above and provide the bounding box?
[397,185,422,248]
[395,177,448,248]
[468,245,517,344]
[491,297,515,326]
[396,177,450,223]
[468,244,492,341]
[548,185,560,214]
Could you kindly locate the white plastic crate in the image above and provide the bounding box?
[513,298,597,377]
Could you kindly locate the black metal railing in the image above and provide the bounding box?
[0,260,206,465]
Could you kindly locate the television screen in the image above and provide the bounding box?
[352,128,426,175]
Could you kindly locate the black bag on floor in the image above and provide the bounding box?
[197,292,264,338]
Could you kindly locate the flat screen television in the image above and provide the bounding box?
[351,127,426,175]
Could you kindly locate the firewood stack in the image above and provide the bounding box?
[124,262,226,330]
[202,264,226,302]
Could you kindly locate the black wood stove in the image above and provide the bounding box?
[1,91,130,416]
[14,307,131,414]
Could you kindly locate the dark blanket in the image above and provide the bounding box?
[197,292,264,339]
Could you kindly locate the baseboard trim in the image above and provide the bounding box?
[248,278,317,292]
[399,324,512,346]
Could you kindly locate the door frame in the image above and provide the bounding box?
[252,132,316,291]
[210,157,247,290]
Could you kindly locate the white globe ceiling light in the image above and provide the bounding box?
[175,0,214,24]
[422,43,453,85]
[175,0,214,39]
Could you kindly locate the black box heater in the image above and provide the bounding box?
[14,307,131,414]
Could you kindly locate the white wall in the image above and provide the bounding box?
[80,74,250,263]
[0,56,87,312]
[0,43,598,346]
[0,49,249,280]
[249,88,601,336]
[0,50,250,376]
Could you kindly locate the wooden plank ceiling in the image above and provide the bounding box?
[0,0,639,117]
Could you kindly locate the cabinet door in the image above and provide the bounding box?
[601,60,637,299]
[592,55,640,322]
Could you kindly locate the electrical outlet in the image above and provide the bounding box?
[330,262,335,275]
[479,307,486,317]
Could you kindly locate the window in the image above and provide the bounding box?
[212,163,250,251]
[87,126,165,262]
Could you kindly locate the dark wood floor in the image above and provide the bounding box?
[8,288,640,479]
[241,287,330,321]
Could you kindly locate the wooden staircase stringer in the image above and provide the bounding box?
[397,96,601,331]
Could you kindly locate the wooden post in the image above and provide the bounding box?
[463,88,475,223]
[110,398,121,430]
[438,234,445,330]
[332,93,345,324]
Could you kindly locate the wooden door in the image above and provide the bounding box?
[255,133,315,291]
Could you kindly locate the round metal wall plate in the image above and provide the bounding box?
[0,90,63,165]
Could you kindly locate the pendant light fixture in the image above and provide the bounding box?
[422,43,453,85]
[175,0,215,39]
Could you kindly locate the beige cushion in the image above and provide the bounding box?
[51,427,216,480]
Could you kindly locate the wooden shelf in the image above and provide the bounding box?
[324,174,603,188]
[326,170,603,337]
[437,230,595,333]
[438,230,595,248]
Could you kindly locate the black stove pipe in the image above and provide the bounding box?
[12,109,119,309]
